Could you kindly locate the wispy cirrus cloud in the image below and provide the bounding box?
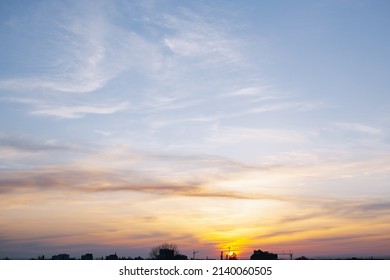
[332,122,382,136]
[0,133,73,152]
[141,98,322,130]
[2,147,389,209]
[0,2,160,94]
[0,166,290,203]
[161,11,242,64]
[31,102,129,119]
[86,183,292,201]
[223,85,288,103]
[2,97,129,119]
[207,126,309,145]
[278,200,390,226]
[0,133,81,163]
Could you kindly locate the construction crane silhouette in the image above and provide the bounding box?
[192,250,199,260]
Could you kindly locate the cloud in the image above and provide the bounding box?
[5,142,380,206]
[0,1,160,94]
[0,142,306,202]
[0,133,73,152]
[327,200,390,220]
[279,212,326,224]
[0,77,104,94]
[0,166,290,202]
[141,99,322,130]
[301,233,386,245]
[278,198,390,227]
[87,183,291,201]
[332,122,382,136]
[162,11,241,64]
[31,102,129,119]
[0,133,86,166]
[207,126,309,145]
[248,101,321,114]
[227,86,273,97]
[2,98,129,119]
[0,167,116,196]
[94,130,112,137]
[141,95,205,113]
[255,228,331,240]
[357,201,390,212]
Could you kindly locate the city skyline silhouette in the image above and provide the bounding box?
[2,242,390,261]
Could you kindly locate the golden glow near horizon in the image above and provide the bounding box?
[3,165,390,259]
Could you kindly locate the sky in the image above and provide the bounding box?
[1,0,390,260]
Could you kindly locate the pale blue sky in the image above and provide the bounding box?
[1,0,390,259]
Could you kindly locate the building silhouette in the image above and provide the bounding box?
[174,254,188,260]
[156,249,188,260]
[81,253,93,260]
[51,254,70,260]
[250,250,278,260]
[105,253,118,260]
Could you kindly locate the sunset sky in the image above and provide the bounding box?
[1,0,390,259]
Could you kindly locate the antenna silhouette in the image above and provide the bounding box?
[221,246,237,259]
[192,250,199,260]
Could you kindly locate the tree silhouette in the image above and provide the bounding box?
[149,243,180,259]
